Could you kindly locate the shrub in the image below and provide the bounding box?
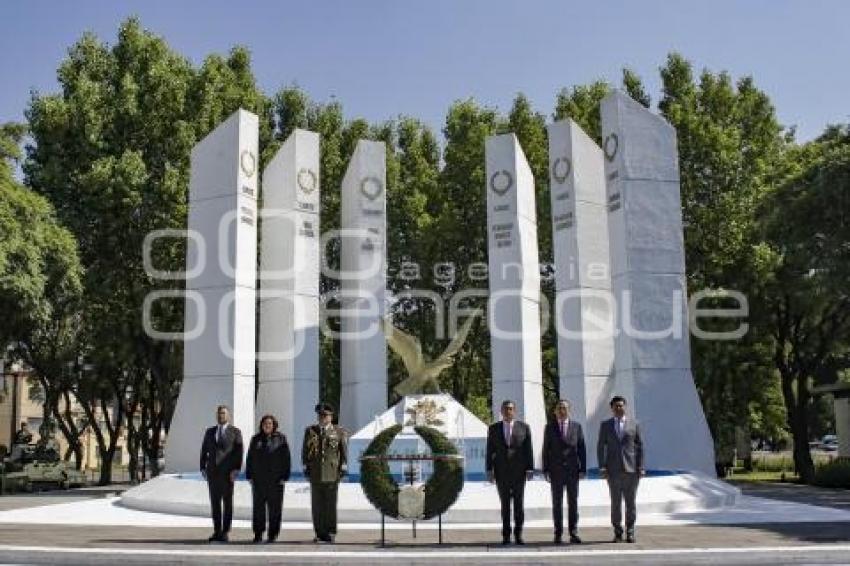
[813,458,850,489]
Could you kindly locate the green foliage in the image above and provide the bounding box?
[358,424,464,520]
[656,52,789,465]
[415,425,464,519]
[759,133,850,482]
[359,425,402,518]
[0,124,82,349]
[24,17,270,483]
[553,81,610,142]
[12,16,848,485]
[813,458,850,488]
[622,68,651,108]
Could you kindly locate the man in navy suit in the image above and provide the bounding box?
[542,399,586,544]
[200,405,244,543]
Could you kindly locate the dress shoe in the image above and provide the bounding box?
[554,534,563,545]
[613,533,623,543]
[569,534,582,544]
[626,534,636,543]
[266,536,277,544]
[502,537,511,545]
[515,536,525,545]
[208,533,220,543]
[219,533,229,543]
[252,534,263,544]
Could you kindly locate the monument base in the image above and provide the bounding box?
[119,472,738,523]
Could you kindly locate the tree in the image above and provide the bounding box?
[434,100,502,415]
[553,80,610,143]
[760,132,850,481]
[657,53,787,466]
[0,123,85,466]
[25,18,270,483]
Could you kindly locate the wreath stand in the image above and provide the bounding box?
[361,452,463,547]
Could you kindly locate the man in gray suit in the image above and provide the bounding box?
[597,396,644,543]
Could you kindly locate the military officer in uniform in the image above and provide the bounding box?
[302,402,348,543]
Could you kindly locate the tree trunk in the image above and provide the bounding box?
[98,449,113,485]
[793,377,815,483]
[779,363,815,483]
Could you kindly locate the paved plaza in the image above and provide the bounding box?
[0,482,848,564]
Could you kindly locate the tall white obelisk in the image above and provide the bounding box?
[166,109,258,472]
[257,129,320,473]
[339,140,387,432]
[601,91,715,475]
[485,133,546,468]
[547,119,616,457]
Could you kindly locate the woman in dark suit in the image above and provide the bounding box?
[246,414,291,543]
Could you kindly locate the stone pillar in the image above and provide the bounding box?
[601,91,715,475]
[485,133,546,468]
[257,129,320,472]
[166,109,257,472]
[547,119,616,460]
[339,140,387,432]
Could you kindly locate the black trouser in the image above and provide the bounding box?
[550,471,579,536]
[310,481,339,539]
[252,481,284,539]
[496,478,526,538]
[206,472,234,535]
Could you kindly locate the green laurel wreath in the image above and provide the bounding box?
[359,424,464,520]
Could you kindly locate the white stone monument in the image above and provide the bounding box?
[547,119,616,458]
[257,129,320,473]
[166,109,258,472]
[601,91,715,475]
[340,140,388,432]
[485,133,547,468]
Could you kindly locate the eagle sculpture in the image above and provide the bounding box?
[380,310,482,397]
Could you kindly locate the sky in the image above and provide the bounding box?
[2,0,849,143]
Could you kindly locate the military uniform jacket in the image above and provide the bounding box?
[302,424,348,483]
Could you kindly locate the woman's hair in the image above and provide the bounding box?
[258,414,279,432]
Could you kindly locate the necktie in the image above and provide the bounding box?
[617,419,623,439]
[505,422,511,446]
[217,425,224,444]
[560,420,566,438]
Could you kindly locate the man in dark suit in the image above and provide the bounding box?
[200,405,244,543]
[542,399,586,544]
[597,396,644,543]
[486,399,534,545]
